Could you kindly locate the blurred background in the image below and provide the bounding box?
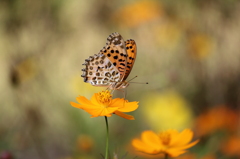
[0,0,240,158]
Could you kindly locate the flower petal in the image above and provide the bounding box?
[90,113,112,118]
[132,139,160,154]
[110,98,126,108]
[71,101,99,111]
[173,139,199,150]
[141,131,162,150]
[170,129,194,146]
[70,102,84,109]
[106,106,120,113]
[114,111,135,120]
[99,107,113,116]
[167,139,199,156]
[81,107,104,116]
[166,149,187,157]
[76,96,96,106]
[117,101,139,112]
[110,99,139,112]
[90,93,101,105]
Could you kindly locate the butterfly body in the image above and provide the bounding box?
[81,32,137,90]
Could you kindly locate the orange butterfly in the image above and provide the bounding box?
[81,32,137,90]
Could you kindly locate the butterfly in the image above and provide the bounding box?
[81,32,137,90]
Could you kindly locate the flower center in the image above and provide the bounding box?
[159,132,171,145]
[97,90,112,106]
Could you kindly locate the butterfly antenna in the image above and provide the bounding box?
[127,76,138,82]
[128,76,148,84]
[128,82,149,84]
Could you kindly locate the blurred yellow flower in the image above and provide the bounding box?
[132,129,199,157]
[188,33,215,59]
[154,22,182,50]
[195,105,238,136]
[142,90,193,130]
[112,0,163,27]
[70,90,138,120]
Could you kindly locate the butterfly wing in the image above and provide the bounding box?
[123,39,137,80]
[81,53,121,87]
[100,32,128,80]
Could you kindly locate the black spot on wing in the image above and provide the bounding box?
[118,67,125,71]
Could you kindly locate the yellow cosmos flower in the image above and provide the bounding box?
[70,91,139,120]
[132,129,199,157]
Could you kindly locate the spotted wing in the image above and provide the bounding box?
[81,53,121,87]
[123,39,137,80]
[99,32,128,80]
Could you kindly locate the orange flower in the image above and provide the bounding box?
[221,136,240,156]
[77,135,94,153]
[132,129,199,157]
[112,0,163,27]
[70,90,138,120]
[195,105,238,136]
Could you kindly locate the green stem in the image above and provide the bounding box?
[104,116,109,159]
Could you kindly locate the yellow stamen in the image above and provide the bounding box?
[159,132,171,145]
[97,90,112,105]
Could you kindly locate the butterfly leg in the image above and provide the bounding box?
[115,89,127,99]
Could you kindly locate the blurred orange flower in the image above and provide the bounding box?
[195,105,238,136]
[177,153,216,159]
[70,90,138,120]
[221,136,240,156]
[77,135,94,153]
[112,0,163,27]
[132,129,199,157]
